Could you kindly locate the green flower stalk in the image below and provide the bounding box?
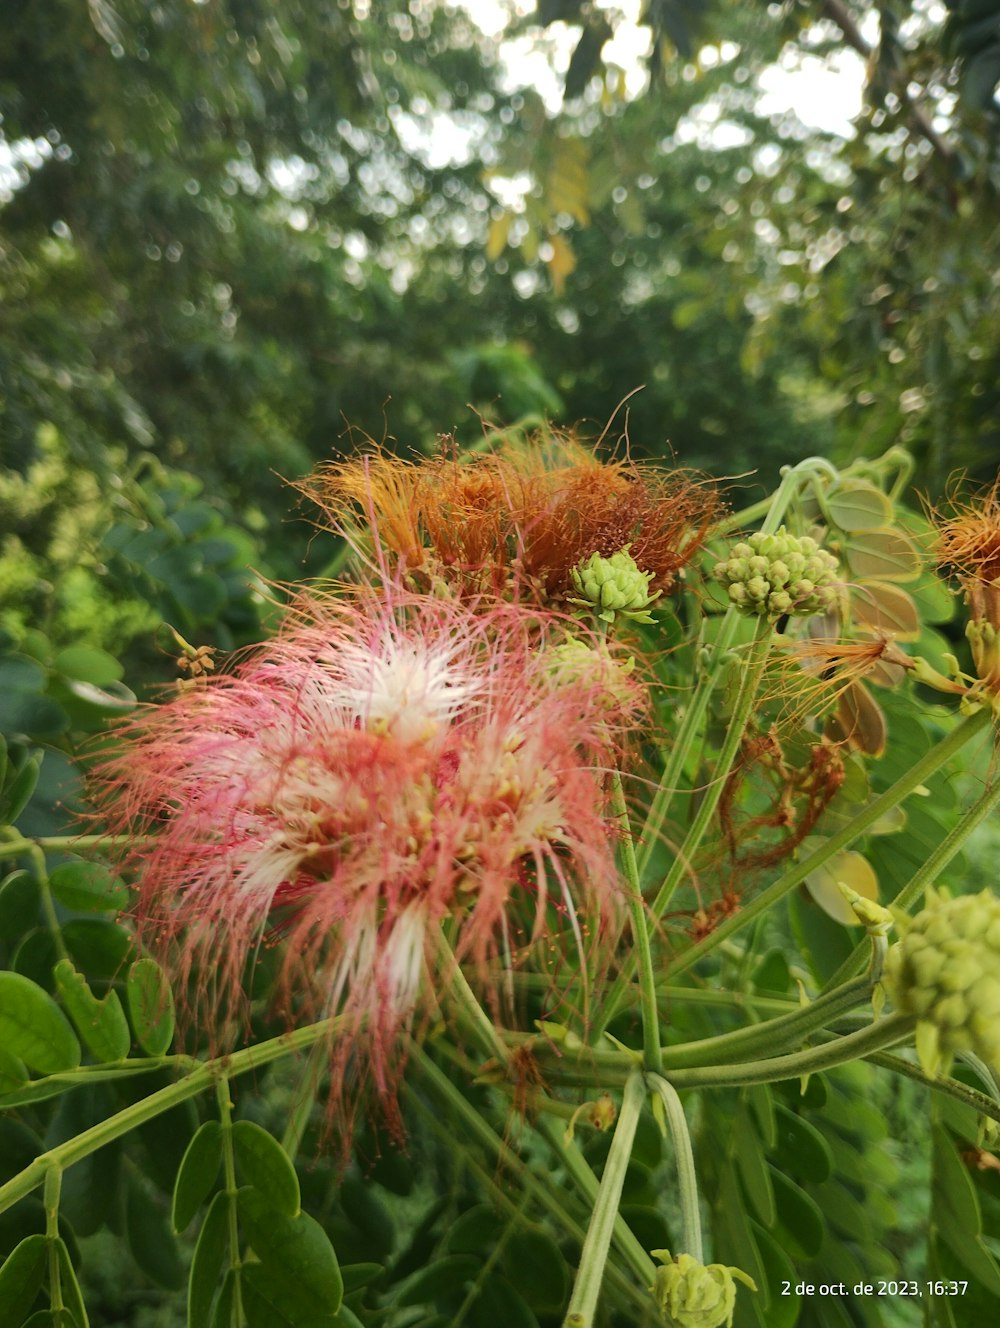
[714,527,840,619]
[651,1250,757,1328]
[883,887,1000,1077]
[570,546,661,625]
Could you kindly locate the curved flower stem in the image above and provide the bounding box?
[867,1049,1000,1125]
[609,770,661,1073]
[662,706,993,982]
[710,456,839,538]
[433,927,509,1065]
[648,1075,703,1262]
[563,1070,647,1328]
[597,616,774,1035]
[0,1017,340,1217]
[822,769,1000,991]
[663,1013,917,1089]
[634,607,740,884]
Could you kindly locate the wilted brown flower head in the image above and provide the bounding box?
[933,478,1000,696]
[934,479,1000,625]
[303,432,721,609]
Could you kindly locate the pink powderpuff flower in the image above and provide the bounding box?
[94,584,644,1134]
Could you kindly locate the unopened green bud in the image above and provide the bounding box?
[651,1250,757,1328]
[883,887,1000,1077]
[569,545,661,625]
[714,527,840,620]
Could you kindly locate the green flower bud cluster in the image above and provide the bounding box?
[883,887,1000,1078]
[651,1250,757,1328]
[569,545,661,625]
[713,527,840,619]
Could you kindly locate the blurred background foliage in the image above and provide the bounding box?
[2,0,998,666]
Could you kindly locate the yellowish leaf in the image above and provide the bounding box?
[828,681,887,756]
[804,847,879,925]
[547,232,576,296]
[485,212,512,262]
[844,528,923,582]
[851,582,921,639]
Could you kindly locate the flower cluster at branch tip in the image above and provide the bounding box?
[933,481,1000,703]
[714,527,841,619]
[569,545,660,624]
[95,585,645,1133]
[301,432,720,607]
[882,887,1000,1078]
[651,1250,757,1328]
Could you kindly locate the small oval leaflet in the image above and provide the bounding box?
[127,957,175,1056]
[237,1186,343,1320]
[49,861,129,915]
[53,959,131,1063]
[173,1120,224,1233]
[0,971,82,1075]
[0,1233,48,1328]
[232,1119,300,1217]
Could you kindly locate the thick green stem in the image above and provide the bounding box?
[659,974,874,1069]
[663,1013,917,1089]
[433,928,509,1064]
[27,841,70,964]
[0,1017,340,1216]
[822,768,1000,991]
[662,707,992,982]
[563,1071,647,1328]
[648,1075,702,1261]
[610,771,661,1072]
